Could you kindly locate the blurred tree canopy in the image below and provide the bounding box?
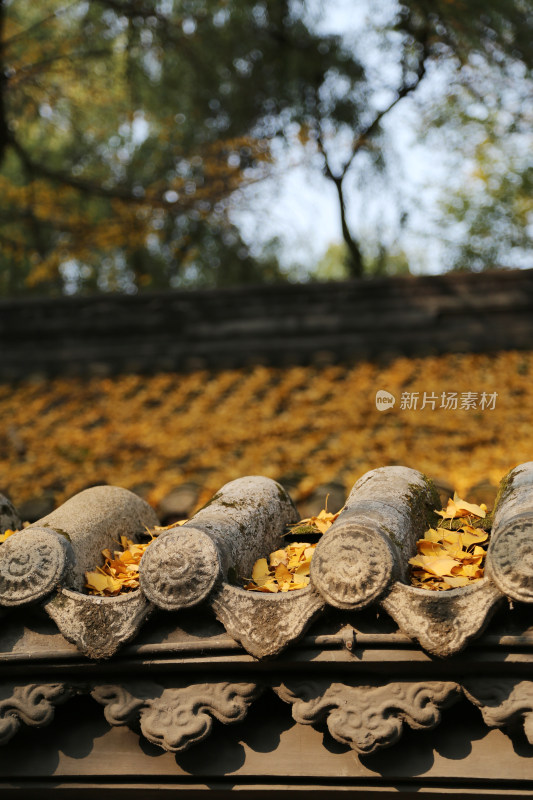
[0,0,531,294]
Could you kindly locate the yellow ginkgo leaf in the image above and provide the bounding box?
[458,526,488,546]
[252,558,270,585]
[289,576,310,590]
[442,531,462,545]
[275,563,293,584]
[452,492,486,518]
[441,576,471,588]
[85,571,122,595]
[261,578,280,593]
[423,528,442,542]
[409,553,460,577]
[0,529,18,543]
[269,549,288,567]
[417,540,446,556]
[436,493,486,520]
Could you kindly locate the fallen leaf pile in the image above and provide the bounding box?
[409,493,490,591]
[84,519,189,596]
[0,351,530,514]
[244,542,317,593]
[85,535,152,596]
[0,529,18,544]
[244,505,341,592]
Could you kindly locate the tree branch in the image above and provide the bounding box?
[8,48,112,86]
[0,0,8,167]
[340,36,430,178]
[313,31,432,278]
[8,135,158,204]
[1,2,81,49]
[316,131,364,278]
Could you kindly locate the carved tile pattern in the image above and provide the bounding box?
[3,465,533,661]
[140,527,221,611]
[311,524,394,610]
[211,583,325,659]
[274,680,460,754]
[488,519,533,602]
[0,529,71,606]
[0,683,74,744]
[44,588,152,660]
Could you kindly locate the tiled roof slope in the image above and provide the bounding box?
[0,350,532,512]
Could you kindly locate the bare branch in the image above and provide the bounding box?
[332,31,431,182]
[315,130,364,278]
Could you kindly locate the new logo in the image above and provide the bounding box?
[375,390,396,411]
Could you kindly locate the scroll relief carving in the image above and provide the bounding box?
[140,527,221,611]
[463,678,533,745]
[310,522,395,610]
[0,683,76,745]
[274,680,461,755]
[1,680,261,752]
[6,679,533,755]
[92,680,262,752]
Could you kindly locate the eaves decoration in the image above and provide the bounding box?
[1,463,533,757]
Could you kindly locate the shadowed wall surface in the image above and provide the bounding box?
[0,269,531,379]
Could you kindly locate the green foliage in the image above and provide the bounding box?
[399,0,533,69]
[0,0,531,294]
[440,133,532,271]
[393,0,533,273]
[0,0,368,294]
[312,240,411,281]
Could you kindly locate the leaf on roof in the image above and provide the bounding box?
[0,528,18,543]
[410,493,491,591]
[436,492,486,520]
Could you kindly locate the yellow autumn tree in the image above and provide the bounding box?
[0,1,281,294]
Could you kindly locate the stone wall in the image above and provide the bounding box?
[0,268,532,379]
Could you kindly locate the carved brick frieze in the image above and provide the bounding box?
[0,679,261,753]
[463,679,533,745]
[92,680,263,752]
[274,680,461,754]
[0,683,76,745]
[4,678,533,756]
